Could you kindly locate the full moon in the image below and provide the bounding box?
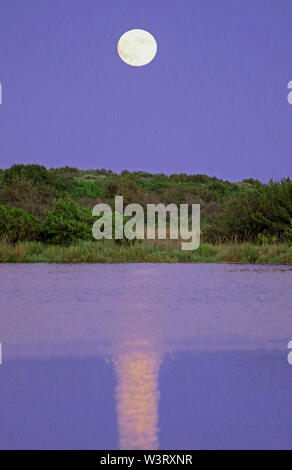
[117,29,157,67]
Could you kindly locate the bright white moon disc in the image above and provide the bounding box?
[117,29,157,67]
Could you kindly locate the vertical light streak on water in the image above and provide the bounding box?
[114,344,160,450]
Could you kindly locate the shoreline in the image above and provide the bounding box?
[0,240,291,264]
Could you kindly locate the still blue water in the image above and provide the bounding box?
[0,263,291,449]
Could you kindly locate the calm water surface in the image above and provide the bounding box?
[0,263,292,450]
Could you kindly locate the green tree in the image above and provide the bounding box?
[2,164,50,186]
[0,177,55,218]
[0,205,42,242]
[43,197,93,245]
[207,179,292,243]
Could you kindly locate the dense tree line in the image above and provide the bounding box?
[0,164,291,244]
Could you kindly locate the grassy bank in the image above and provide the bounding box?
[0,240,291,264]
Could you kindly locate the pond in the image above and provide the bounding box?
[0,263,291,449]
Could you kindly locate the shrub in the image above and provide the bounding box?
[43,197,93,245]
[101,178,120,200]
[44,198,137,245]
[0,205,42,243]
[209,179,292,243]
[0,176,55,218]
[2,164,50,186]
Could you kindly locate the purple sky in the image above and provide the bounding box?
[0,0,292,181]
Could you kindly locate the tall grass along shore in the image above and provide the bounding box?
[0,240,291,264]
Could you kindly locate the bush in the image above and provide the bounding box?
[44,198,136,245]
[208,179,292,243]
[2,164,50,186]
[101,178,120,200]
[43,197,93,245]
[0,205,42,243]
[1,164,291,247]
[0,176,55,218]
